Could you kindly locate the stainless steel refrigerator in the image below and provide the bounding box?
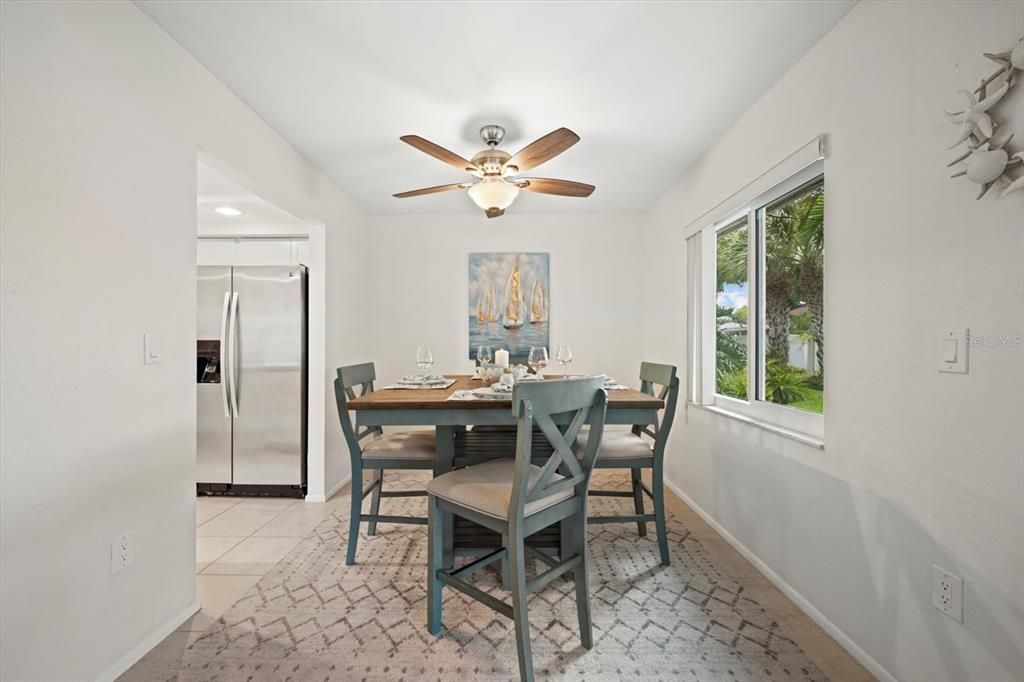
[196,266,307,496]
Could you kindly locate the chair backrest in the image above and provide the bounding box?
[634,361,680,459]
[334,363,383,464]
[508,377,608,524]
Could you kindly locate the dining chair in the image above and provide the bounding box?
[579,361,679,566]
[334,362,436,565]
[426,377,608,682]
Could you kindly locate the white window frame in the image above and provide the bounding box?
[697,159,825,441]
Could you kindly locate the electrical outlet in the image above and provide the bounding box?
[931,564,963,622]
[111,532,134,575]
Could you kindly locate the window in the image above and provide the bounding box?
[715,217,749,400]
[758,179,824,413]
[692,158,824,440]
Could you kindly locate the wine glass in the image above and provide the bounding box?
[527,347,548,379]
[476,345,493,366]
[416,346,434,379]
[556,345,574,377]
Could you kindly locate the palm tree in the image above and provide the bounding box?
[796,191,824,371]
[716,184,824,368]
[763,185,824,364]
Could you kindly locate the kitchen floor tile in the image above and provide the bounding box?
[176,574,261,632]
[196,507,282,537]
[196,536,246,566]
[232,497,300,510]
[252,506,335,538]
[201,536,302,575]
[195,497,241,526]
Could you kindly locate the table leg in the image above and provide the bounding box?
[434,425,455,568]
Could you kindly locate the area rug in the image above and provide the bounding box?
[176,472,828,681]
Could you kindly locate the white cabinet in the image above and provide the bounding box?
[197,238,309,266]
[196,239,236,265]
[235,239,292,265]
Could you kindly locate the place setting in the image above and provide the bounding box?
[380,346,457,390]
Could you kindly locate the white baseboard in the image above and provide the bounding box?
[96,599,200,682]
[306,473,351,503]
[662,477,896,682]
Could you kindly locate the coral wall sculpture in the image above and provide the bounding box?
[947,37,1024,199]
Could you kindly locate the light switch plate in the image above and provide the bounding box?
[143,333,160,365]
[938,328,968,374]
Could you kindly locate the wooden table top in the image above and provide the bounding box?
[348,375,664,411]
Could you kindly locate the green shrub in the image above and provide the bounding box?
[716,367,747,399]
[765,361,812,404]
[715,328,746,375]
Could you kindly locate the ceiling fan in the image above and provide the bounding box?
[393,125,595,218]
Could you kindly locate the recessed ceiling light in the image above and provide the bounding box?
[214,206,245,217]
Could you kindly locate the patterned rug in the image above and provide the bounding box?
[173,472,828,681]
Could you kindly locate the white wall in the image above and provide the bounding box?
[0,2,368,680]
[642,2,1024,681]
[366,213,646,388]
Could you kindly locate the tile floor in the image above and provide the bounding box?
[124,481,874,681]
[178,494,344,633]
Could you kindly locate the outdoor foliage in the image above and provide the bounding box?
[764,360,812,405]
[714,180,824,414]
[715,307,747,399]
[716,366,747,399]
[716,362,816,407]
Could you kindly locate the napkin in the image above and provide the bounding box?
[397,374,449,386]
[384,375,456,390]
[448,386,512,401]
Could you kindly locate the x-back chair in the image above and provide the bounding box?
[426,377,608,682]
[581,361,679,566]
[334,362,435,565]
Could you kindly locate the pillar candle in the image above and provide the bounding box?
[495,349,509,368]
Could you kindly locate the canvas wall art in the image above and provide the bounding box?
[468,252,549,360]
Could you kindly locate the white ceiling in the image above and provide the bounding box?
[197,161,303,226]
[141,1,854,215]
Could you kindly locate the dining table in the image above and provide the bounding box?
[347,374,665,557]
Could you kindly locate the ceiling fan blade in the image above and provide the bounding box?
[485,207,505,219]
[393,182,470,198]
[400,135,479,173]
[518,178,595,197]
[505,128,580,173]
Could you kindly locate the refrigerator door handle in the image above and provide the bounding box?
[219,291,231,418]
[228,291,240,417]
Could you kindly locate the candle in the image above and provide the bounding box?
[495,349,509,368]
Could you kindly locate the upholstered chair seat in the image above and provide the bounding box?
[362,430,436,460]
[575,429,654,461]
[427,459,572,520]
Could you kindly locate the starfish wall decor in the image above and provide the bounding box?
[946,37,1024,200]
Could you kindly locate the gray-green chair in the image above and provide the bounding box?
[334,362,435,565]
[426,377,608,682]
[580,362,679,566]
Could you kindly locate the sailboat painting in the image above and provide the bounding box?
[468,252,549,359]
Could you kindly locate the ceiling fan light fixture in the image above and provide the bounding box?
[394,125,593,215]
[468,177,519,212]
